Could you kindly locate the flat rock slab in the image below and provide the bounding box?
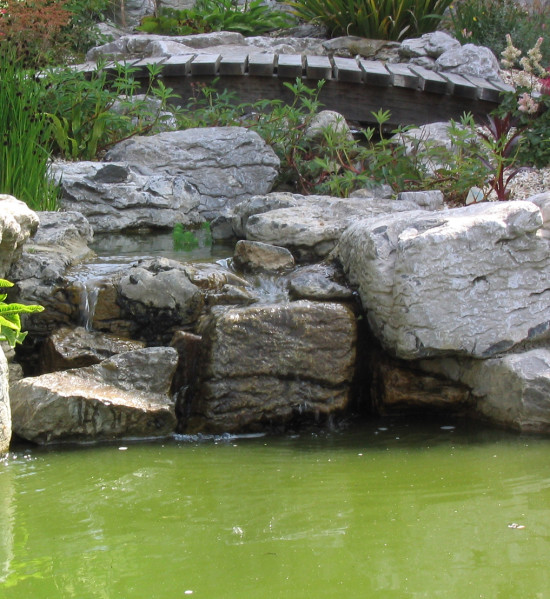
[189,300,357,433]
[11,347,178,444]
[336,201,550,359]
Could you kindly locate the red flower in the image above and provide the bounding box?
[541,67,550,96]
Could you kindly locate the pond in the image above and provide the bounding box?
[1,419,549,599]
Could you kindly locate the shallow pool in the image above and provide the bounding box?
[1,419,549,599]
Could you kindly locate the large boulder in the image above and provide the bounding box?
[0,348,10,453]
[0,195,39,278]
[400,31,461,59]
[336,201,550,359]
[187,301,357,433]
[51,161,202,233]
[419,349,550,433]
[105,128,279,217]
[10,347,178,444]
[232,191,444,261]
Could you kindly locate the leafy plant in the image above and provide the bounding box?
[288,0,453,41]
[173,222,212,252]
[448,0,550,65]
[0,279,44,348]
[138,0,294,36]
[42,61,178,160]
[0,42,59,211]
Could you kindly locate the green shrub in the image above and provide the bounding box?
[449,0,550,65]
[288,0,453,41]
[138,0,294,36]
[42,61,178,160]
[0,43,59,211]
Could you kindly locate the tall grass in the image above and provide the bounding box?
[289,0,454,41]
[0,43,58,211]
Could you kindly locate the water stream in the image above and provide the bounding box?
[1,420,549,599]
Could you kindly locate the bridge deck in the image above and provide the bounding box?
[79,52,513,127]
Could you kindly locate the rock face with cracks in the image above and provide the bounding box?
[336,201,550,359]
[187,301,357,433]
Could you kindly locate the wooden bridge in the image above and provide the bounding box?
[82,51,513,127]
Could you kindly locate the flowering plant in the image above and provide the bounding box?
[497,35,550,167]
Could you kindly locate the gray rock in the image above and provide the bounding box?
[188,300,357,432]
[336,201,550,359]
[39,326,146,373]
[526,192,550,239]
[233,240,295,272]
[395,190,445,211]
[235,192,443,261]
[105,128,280,217]
[8,211,95,337]
[304,110,354,147]
[400,32,460,59]
[10,347,178,444]
[113,0,155,28]
[0,195,39,278]
[419,349,550,433]
[51,161,203,233]
[287,263,353,301]
[321,36,388,58]
[435,43,501,80]
[0,347,10,453]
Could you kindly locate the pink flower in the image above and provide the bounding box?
[518,92,540,114]
[540,68,550,95]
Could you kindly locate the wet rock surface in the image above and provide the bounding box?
[10,347,178,444]
[187,301,357,433]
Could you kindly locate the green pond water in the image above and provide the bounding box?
[1,420,549,599]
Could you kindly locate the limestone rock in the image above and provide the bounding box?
[39,326,146,373]
[188,301,357,432]
[435,43,501,80]
[233,240,295,272]
[287,262,353,301]
[400,32,460,59]
[0,195,39,278]
[10,347,178,444]
[0,348,10,453]
[304,110,354,147]
[8,211,95,337]
[527,192,550,239]
[105,128,280,217]
[51,161,202,233]
[419,349,550,433]
[336,201,550,359]
[234,192,443,261]
[321,36,388,58]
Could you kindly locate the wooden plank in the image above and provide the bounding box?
[190,54,221,76]
[385,63,419,89]
[219,53,249,76]
[487,79,515,94]
[131,56,167,78]
[161,54,195,77]
[248,53,276,77]
[462,75,503,102]
[409,65,450,95]
[439,72,479,99]
[333,57,362,83]
[277,54,304,78]
[359,60,391,86]
[306,55,333,80]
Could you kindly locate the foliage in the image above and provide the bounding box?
[173,222,212,252]
[497,35,550,168]
[0,279,44,348]
[138,0,294,36]
[448,0,550,65]
[41,61,178,160]
[0,43,59,211]
[62,0,112,59]
[288,0,453,41]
